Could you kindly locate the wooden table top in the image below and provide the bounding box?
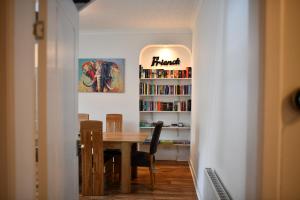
[103,132,149,143]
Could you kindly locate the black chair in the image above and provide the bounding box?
[131,121,163,189]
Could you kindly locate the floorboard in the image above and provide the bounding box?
[80,161,197,200]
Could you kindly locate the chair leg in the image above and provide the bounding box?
[149,166,154,189]
[119,156,122,183]
[108,156,117,184]
[105,159,113,184]
[149,155,155,189]
[113,155,121,183]
[153,166,156,183]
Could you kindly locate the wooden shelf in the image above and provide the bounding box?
[140,94,191,97]
[140,78,192,80]
[142,142,190,147]
[140,126,190,130]
[173,144,190,147]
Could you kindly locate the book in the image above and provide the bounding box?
[173,70,178,78]
[139,65,142,78]
[187,67,192,78]
[188,99,191,111]
[178,70,182,78]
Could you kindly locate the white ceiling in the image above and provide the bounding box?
[79,0,199,33]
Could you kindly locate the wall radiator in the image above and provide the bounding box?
[203,168,232,200]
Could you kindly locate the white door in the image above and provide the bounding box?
[262,0,300,199]
[38,0,79,199]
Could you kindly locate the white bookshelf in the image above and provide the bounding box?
[139,45,192,161]
[139,71,191,161]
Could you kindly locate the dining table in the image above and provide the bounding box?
[103,131,149,193]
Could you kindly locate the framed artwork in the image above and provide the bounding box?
[78,58,125,93]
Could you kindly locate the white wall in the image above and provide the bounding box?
[140,45,191,69]
[79,32,192,131]
[190,0,261,199]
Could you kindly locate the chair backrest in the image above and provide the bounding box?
[106,114,122,132]
[150,121,163,155]
[78,113,89,122]
[80,120,104,196]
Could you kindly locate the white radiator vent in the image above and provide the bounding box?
[204,168,232,200]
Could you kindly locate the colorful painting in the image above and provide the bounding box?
[78,58,125,93]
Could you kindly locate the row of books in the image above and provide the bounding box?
[139,100,191,111]
[140,83,191,95]
[139,65,192,79]
[143,139,190,145]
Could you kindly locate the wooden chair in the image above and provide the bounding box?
[78,113,89,122]
[106,114,122,132]
[131,121,163,189]
[80,120,109,196]
[77,113,89,193]
[105,114,123,183]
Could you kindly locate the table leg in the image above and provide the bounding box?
[121,142,131,193]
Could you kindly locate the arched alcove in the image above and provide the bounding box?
[138,44,192,161]
[139,44,191,69]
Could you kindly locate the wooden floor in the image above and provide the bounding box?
[80,161,197,200]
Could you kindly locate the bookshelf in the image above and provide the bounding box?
[139,66,192,161]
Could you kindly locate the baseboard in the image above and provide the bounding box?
[188,160,201,200]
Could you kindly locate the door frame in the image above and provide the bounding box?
[261,0,284,199]
[0,0,36,199]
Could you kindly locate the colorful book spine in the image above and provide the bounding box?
[139,100,191,111]
[140,65,192,79]
[140,83,191,95]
